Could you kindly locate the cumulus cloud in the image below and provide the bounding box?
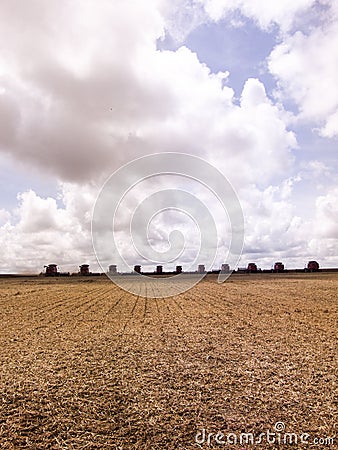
[238,179,338,268]
[314,188,338,239]
[165,1,338,137]
[306,187,338,266]
[0,0,297,186]
[162,0,207,42]
[263,0,338,140]
[0,0,167,181]
[199,0,317,32]
[268,18,338,133]
[0,0,336,272]
[211,78,297,185]
[300,160,332,179]
[240,181,303,256]
[3,173,336,274]
[0,209,11,227]
[0,184,98,273]
[319,110,338,138]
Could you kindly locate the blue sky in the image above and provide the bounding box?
[0,0,337,273]
[159,16,278,98]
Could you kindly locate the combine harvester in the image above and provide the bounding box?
[246,262,258,273]
[305,260,320,272]
[273,262,285,273]
[44,264,70,277]
[78,264,101,276]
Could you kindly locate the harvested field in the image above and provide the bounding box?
[0,273,337,449]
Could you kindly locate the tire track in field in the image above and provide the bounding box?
[80,286,140,334]
[91,288,127,326]
[1,285,115,336]
[154,284,236,350]
[69,287,118,319]
[0,286,61,310]
[37,286,104,312]
[136,294,164,346]
[173,293,205,320]
[146,280,201,348]
[154,295,191,349]
[32,286,108,328]
[0,286,100,330]
[0,286,83,336]
[122,293,146,337]
[144,282,174,346]
[91,280,143,330]
[109,293,144,350]
[114,292,141,340]
[183,284,236,320]
[41,287,128,334]
[113,284,161,346]
[0,289,43,307]
[87,290,142,351]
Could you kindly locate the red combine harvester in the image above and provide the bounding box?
[198,264,206,273]
[247,262,258,273]
[78,264,101,276]
[45,264,58,277]
[44,264,70,277]
[306,260,320,272]
[79,264,90,276]
[273,262,285,273]
[221,263,230,273]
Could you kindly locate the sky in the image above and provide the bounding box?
[0,0,337,274]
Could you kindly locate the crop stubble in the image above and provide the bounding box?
[0,274,336,449]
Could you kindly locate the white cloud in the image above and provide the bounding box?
[240,182,302,255]
[268,8,338,134]
[314,188,338,239]
[1,177,336,273]
[16,191,63,233]
[166,1,338,138]
[212,78,297,184]
[300,160,332,179]
[1,14,297,185]
[307,186,338,265]
[0,209,11,226]
[238,180,338,268]
[0,0,167,181]
[319,110,338,138]
[197,0,317,31]
[0,0,298,274]
[162,0,207,42]
[0,184,99,273]
[0,0,336,272]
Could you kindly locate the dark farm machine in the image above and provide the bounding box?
[44,264,70,277]
[79,264,101,276]
[305,260,320,272]
[246,262,258,273]
[273,262,285,273]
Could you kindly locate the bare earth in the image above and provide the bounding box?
[0,273,337,449]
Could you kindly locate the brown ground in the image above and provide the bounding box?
[0,273,336,449]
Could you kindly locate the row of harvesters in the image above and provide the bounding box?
[44,264,101,277]
[44,260,321,277]
[245,260,320,273]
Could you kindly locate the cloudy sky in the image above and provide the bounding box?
[0,0,337,274]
